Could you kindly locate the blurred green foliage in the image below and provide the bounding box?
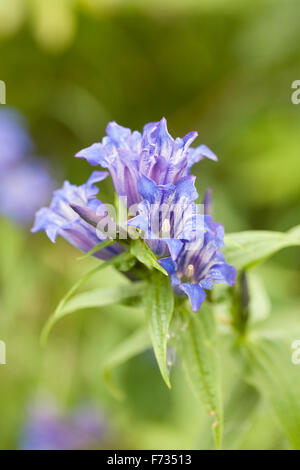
[0,0,299,449]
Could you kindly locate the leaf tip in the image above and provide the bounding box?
[40,328,49,349]
[165,376,172,389]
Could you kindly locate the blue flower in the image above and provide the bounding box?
[0,108,54,225]
[75,118,217,207]
[20,399,108,450]
[0,159,54,225]
[127,174,202,258]
[159,214,237,312]
[31,172,124,260]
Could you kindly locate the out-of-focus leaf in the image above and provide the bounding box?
[30,0,76,53]
[245,338,300,450]
[144,271,174,388]
[0,219,24,278]
[224,226,300,270]
[288,225,300,238]
[176,304,223,449]
[102,327,151,400]
[230,271,250,335]
[248,273,271,324]
[222,381,260,449]
[130,239,168,276]
[58,282,145,316]
[41,250,133,345]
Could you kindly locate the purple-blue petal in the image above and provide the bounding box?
[166,238,184,260]
[203,188,213,216]
[75,143,107,167]
[158,257,176,275]
[137,175,160,204]
[209,262,237,286]
[180,283,207,313]
[188,144,218,167]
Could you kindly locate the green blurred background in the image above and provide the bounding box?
[0,0,299,449]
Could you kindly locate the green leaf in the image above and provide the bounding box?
[224,226,300,270]
[56,282,145,316]
[41,251,133,346]
[102,327,151,400]
[176,304,223,449]
[144,271,174,388]
[288,224,300,238]
[245,338,300,450]
[77,239,115,260]
[130,239,168,276]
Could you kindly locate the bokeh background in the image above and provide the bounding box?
[0,0,299,449]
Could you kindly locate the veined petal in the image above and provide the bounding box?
[75,143,109,167]
[86,171,108,188]
[166,238,184,260]
[180,283,207,313]
[174,176,198,204]
[188,144,218,167]
[208,262,237,286]
[203,188,213,216]
[158,257,176,275]
[106,121,131,144]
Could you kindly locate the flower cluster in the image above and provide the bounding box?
[0,108,54,225]
[32,118,236,311]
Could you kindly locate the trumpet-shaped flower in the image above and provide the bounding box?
[159,215,236,312]
[75,118,217,207]
[31,172,124,260]
[127,174,202,258]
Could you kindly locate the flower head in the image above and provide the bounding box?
[31,172,124,260]
[0,108,33,172]
[159,214,236,312]
[76,118,217,208]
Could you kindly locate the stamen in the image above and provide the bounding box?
[185,264,194,279]
[161,219,171,237]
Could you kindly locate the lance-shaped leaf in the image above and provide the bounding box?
[57,282,145,317]
[176,304,223,449]
[224,225,300,270]
[144,271,174,388]
[41,251,134,345]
